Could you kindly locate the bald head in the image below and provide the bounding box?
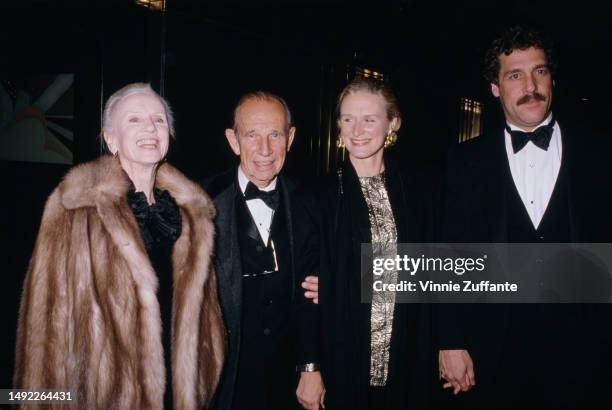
[232,91,292,135]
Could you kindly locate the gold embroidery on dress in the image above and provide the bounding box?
[359,172,398,387]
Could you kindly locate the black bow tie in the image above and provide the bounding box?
[244,182,280,210]
[506,120,555,153]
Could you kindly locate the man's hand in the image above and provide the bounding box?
[296,371,325,409]
[302,275,319,304]
[439,349,475,395]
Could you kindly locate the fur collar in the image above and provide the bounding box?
[58,155,215,220]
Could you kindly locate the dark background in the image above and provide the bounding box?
[1,0,611,391]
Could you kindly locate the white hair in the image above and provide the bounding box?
[100,82,175,152]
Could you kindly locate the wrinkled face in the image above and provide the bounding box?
[225,99,295,188]
[491,47,553,131]
[339,90,398,162]
[104,92,170,167]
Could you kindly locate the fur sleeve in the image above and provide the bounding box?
[13,190,74,391]
[198,269,225,406]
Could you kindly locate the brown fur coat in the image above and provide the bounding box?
[14,155,225,409]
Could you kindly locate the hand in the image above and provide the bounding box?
[296,371,325,409]
[439,349,475,395]
[302,275,319,304]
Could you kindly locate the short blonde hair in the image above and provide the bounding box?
[100,83,175,152]
[337,77,402,124]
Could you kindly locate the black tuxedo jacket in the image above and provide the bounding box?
[443,123,612,244]
[439,123,612,409]
[203,168,317,410]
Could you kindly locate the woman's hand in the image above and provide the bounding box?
[439,349,475,395]
[301,275,319,304]
[296,371,325,409]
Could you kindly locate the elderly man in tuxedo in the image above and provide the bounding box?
[204,91,324,410]
[438,26,612,409]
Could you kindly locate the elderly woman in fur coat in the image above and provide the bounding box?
[14,82,224,409]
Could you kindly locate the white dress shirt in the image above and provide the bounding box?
[504,113,562,229]
[238,167,277,243]
[238,167,279,270]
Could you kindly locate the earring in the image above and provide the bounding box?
[384,131,398,148]
[336,135,345,149]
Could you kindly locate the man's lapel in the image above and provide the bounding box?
[278,175,296,301]
[236,193,265,245]
[214,179,243,322]
[484,129,511,242]
[557,124,579,242]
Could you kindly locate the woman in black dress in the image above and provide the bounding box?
[296,77,437,410]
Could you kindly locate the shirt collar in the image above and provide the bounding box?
[237,166,277,195]
[506,112,553,132]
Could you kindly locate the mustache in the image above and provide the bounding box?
[517,92,546,105]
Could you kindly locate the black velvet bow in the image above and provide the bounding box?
[127,188,182,252]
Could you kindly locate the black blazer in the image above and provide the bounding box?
[443,123,612,244]
[439,123,612,409]
[203,168,318,410]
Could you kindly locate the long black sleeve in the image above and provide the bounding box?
[292,189,322,366]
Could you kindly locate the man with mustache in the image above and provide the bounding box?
[438,26,612,409]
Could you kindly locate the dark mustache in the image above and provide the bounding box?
[517,93,546,105]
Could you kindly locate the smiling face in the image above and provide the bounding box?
[103,92,170,168]
[225,98,295,188]
[491,47,553,131]
[338,90,399,163]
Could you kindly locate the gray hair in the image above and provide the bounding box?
[232,91,292,134]
[100,82,175,152]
